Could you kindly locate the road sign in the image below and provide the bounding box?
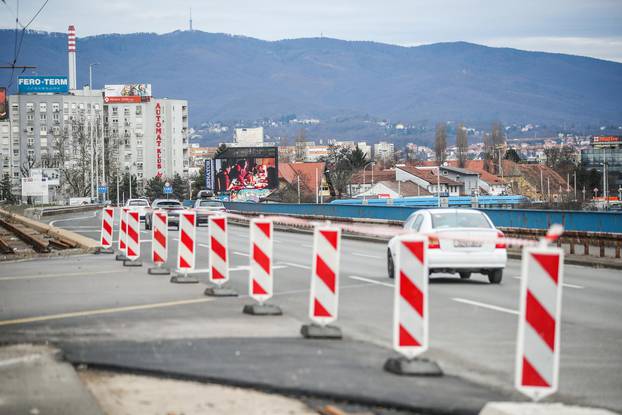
[163,185,173,194]
[308,226,341,326]
[439,192,449,208]
[393,235,429,359]
[97,185,108,194]
[249,218,273,303]
[515,246,564,401]
[209,216,229,285]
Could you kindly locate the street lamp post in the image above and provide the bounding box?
[89,62,100,90]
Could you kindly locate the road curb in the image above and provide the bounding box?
[0,208,100,252]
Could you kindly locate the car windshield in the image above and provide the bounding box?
[155,201,182,207]
[128,200,149,206]
[198,201,223,207]
[431,212,491,229]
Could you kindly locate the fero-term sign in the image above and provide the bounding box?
[18,76,69,94]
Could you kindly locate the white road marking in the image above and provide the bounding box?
[281,262,311,270]
[199,243,210,248]
[452,298,518,315]
[234,251,249,257]
[512,276,584,289]
[301,243,313,248]
[351,252,383,259]
[0,270,119,281]
[348,275,394,287]
[49,211,98,226]
[0,298,216,327]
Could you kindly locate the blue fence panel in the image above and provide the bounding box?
[223,202,622,233]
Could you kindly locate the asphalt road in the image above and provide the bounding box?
[1,209,621,413]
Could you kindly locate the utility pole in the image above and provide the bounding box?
[540,170,544,201]
[88,63,99,90]
[297,175,301,204]
[573,171,577,201]
[547,177,550,203]
[315,168,318,204]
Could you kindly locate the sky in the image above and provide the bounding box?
[2,0,622,62]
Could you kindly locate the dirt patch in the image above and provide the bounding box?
[78,369,317,415]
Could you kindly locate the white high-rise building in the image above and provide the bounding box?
[374,141,395,161]
[234,127,263,145]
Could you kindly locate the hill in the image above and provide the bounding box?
[1,29,621,126]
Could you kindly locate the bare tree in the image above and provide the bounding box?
[434,123,447,164]
[53,115,93,197]
[491,122,506,147]
[456,123,468,168]
[295,128,307,162]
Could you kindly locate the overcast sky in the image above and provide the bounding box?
[2,0,622,62]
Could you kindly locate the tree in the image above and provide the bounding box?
[191,162,206,197]
[544,145,576,177]
[456,124,468,168]
[295,129,307,162]
[53,116,94,197]
[0,173,15,203]
[434,123,447,164]
[144,175,165,200]
[170,173,188,201]
[491,122,505,147]
[214,143,228,158]
[347,145,368,169]
[504,148,522,163]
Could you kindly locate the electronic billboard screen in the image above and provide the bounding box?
[212,147,278,199]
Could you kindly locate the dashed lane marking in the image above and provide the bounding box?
[452,297,518,315]
[512,276,584,289]
[351,252,383,259]
[0,270,118,281]
[234,251,249,257]
[280,262,311,270]
[348,275,394,287]
[0,298,216,327]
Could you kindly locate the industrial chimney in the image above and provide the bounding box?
[67,25,77,90]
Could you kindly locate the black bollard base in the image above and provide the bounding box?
[243,303,282,316]
[148,266,170,275]
[300,323,342,339]
[98,247,115,254]
[123,259,143,267]
[115,254,128,261]
[170,273,199,284]
[204,286,238,297]
[383,356,443,376]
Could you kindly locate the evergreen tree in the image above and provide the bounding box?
[456,124,468,168]
[0,174,15,203]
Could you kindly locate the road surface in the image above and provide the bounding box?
[0,209,620,412]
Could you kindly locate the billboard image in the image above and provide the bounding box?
[212,147,278,197]
[0,87,6,120]
[18,76,68,94]
[104,84,152,103]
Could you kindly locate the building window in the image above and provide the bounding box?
[40,113,47,121]
[40,126,47,136]
[135,106,142,115]
[26,103,34,112]
[39,103,47,112]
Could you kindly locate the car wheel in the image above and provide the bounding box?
[488,269,503,284]
[459,271,471,280]
[387,249,395,279]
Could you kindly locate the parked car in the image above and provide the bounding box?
[193,199,226,225]
[144,199,186,230]
[125,198,150,220]
[387,208,507,284]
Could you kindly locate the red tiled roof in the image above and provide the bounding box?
[278,162,326,192]
[397,165,463,186]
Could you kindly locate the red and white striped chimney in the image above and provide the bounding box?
[67,25,77,90]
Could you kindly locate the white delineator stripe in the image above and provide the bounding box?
[100,207,114,248]
[125,210,140,261]
[249,219,273,303]
[209,216,229,285]
[308,227,341,326]
[177,211,196,272]
[393,235,428,359]
[515,246,564,401]
[118,207,130,253]
[152,211,168,265]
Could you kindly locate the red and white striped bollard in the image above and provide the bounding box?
[123,210,142,267]
[301,226,342,338]
[515,245,564,400]
[243,218,281,314]
[171,210,199,283]
[99,207,114,254]
[148,210,170,275]
[115,207,130,261]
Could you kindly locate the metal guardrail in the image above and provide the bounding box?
[224,204,622,260]
[223,202,622,233]
[27,204,102,219]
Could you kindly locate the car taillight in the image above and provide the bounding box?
[496,231,506,249]
[428,236,440,249]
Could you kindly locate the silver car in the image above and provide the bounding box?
[193,199,226,225]
[144,199,186,230]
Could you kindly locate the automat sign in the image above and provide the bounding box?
[155,102,163,177]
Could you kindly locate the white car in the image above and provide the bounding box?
[387,209,507,284]
[124,198,151,221]
[193,199,226,226]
